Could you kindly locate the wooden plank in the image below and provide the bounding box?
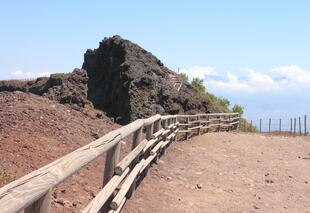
[178,123,193,127]
[24,189,52,213]
[200,120,210,124]
[188,120,203,124]
[150,141,165,155]
[188,125,203,130]
[108,198,126,213]
[110,160,144,210]
[146,123,154,140]
[0,130,122,213]
[143,138,159,153]
[82,168,129,213]
[140,153,158,173]
[161,140,171,149]
[230,121,239,125]
[103,142,121,185]
[151,128,165,139]
[177,130,191,133]
[114,139,148,175]
[143,114,161,126]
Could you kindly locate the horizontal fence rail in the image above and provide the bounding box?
[0,113,239,213]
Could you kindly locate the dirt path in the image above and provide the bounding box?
[123,132,310,213]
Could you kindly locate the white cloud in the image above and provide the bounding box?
[271,65,310,86]
[205,69,284,93]
[181,65,310,94]
[10,70,51,79]
[179,66,217,81]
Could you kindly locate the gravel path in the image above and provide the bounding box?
[123,132,310,213]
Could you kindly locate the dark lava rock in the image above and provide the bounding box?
[0,68,92,109]
[83,35,217,124]
[42,69,92,108]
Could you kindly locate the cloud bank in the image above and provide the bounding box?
[8,70,51,79]
[180,65,310,94]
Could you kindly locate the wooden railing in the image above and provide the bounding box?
[0,113,239,213]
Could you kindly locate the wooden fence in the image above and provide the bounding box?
[0,112,239,213]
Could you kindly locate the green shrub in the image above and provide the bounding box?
[232,104,244,115]
[191,77,206,93]
[218,97,230,108]
[239,118,258,132]
[178,73,189,82]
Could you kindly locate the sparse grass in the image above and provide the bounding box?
[52,187,59,198]
[0,170,16,188]
[51,73,71,79]
[239,118,259,133]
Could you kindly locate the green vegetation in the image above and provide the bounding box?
[51,73,71,79]
[218,97,230,109]
[178,73,189,81]
[52,187,59,198]
[232,104,244,115]
[0,170,16,188]
[239,118,258,132]
[191,77,206,93]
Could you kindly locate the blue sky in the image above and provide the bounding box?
[0,0,309,121]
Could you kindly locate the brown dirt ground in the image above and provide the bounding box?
[123,132,310,213]
[0,91,132,212]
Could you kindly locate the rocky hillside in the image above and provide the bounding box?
[83,36,218,124]
[0,36,220,124]
[0,69,92,110]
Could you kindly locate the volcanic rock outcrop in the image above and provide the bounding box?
[0,69,92,109]
[83,35,217,124]
[0,36,219,124]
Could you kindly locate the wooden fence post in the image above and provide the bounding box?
[101,141,121,213]
[260,119,262,133]
[127,127,143,198]
[269,118,271,134]
[305,115,307,136]
[24,189,52,213]
[103,142,121,186]
[279,118,282,132]
[299,117,302,135]
[197,116,201,135]
[146,124,154,140]
[290,118,292,135]
[185,117,189,140]
[294,118,296,135]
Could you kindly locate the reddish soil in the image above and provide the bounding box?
[0,91,131,212]
[123,132,310,213]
